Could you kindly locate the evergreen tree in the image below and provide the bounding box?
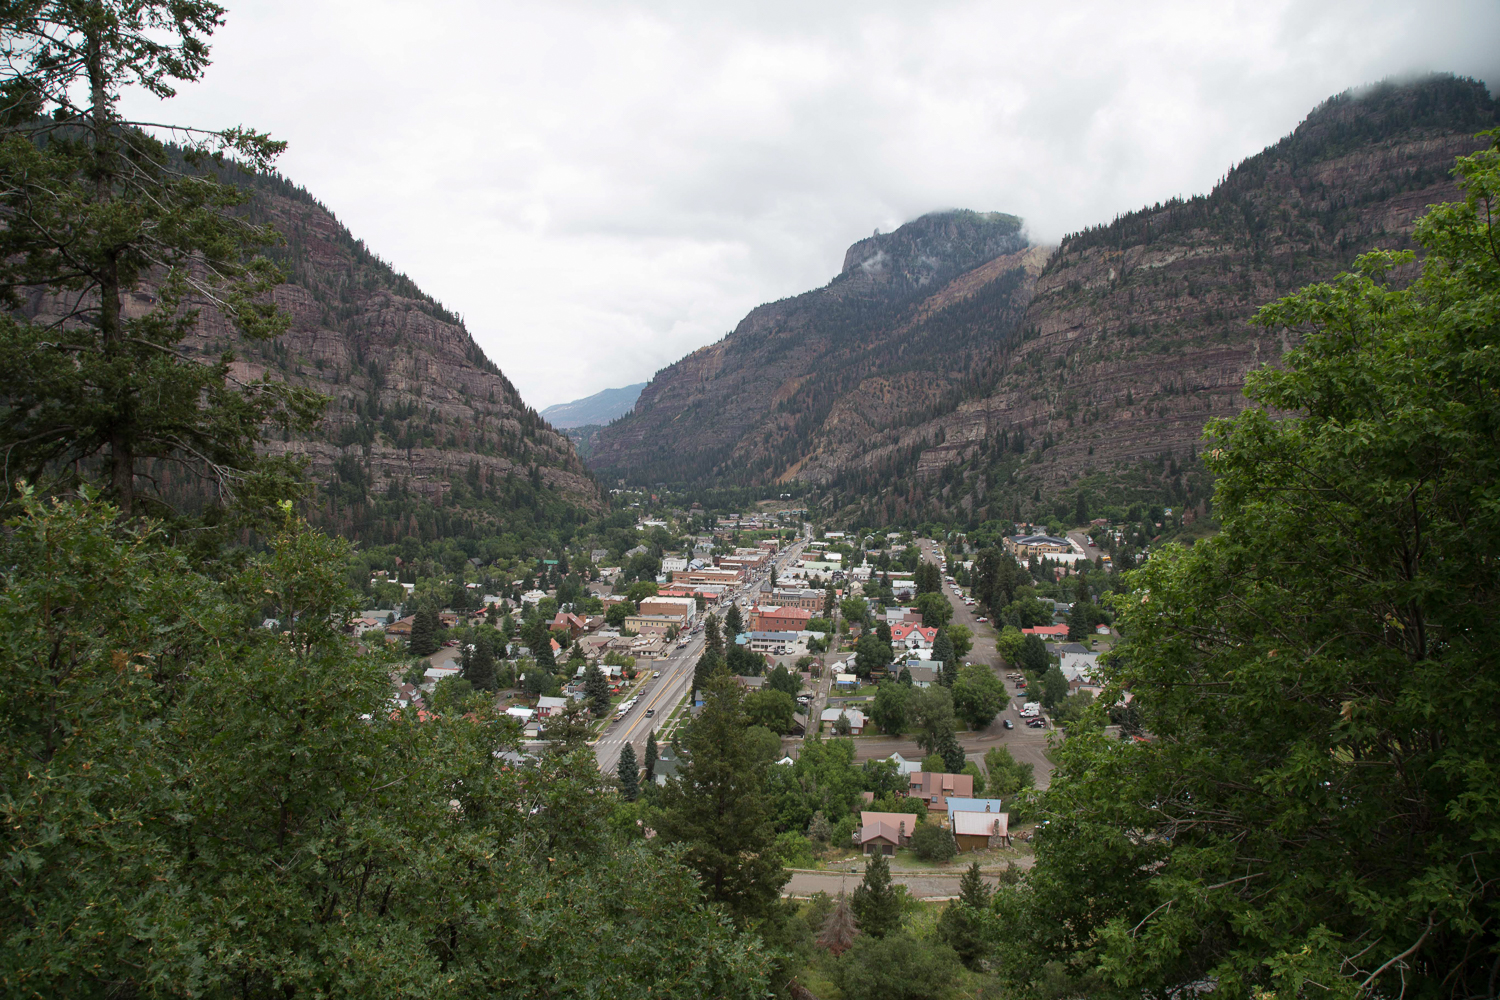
[409,607,439,657]
[654,675,789,926]
[724,603,744,640]
[938,862,995,969]
[1041,664,1068,709]
[850,850,901,938]
[584,663,611,717]
[531,618,557,672]
[644,731,658,782]
[817,891,859,955]
[823,585,837,619]
[460,633,497,691]
[0,0,322,518]
[931,628,955,681]
[704,612,724,657]
[937,728,966,774]
[617,741,639,801]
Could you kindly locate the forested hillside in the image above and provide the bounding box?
[19,160,600,544]
[845,74,1497,528]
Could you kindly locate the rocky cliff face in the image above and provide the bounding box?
[24,169,601,535]
[863,74,1497,525]
[591,75,1496,527]
[588,210,1035,484]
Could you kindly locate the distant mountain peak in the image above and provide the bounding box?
[541,383,647,429]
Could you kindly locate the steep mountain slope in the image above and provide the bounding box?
[591,74,1495,529]
[839,74,1496,527]
[76,168,600,541]
[588,211,1036,485]
[542,383,647,428]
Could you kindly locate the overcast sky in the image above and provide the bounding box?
[125,0,1499,410]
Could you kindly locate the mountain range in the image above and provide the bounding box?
[541,383,647,429]
[588,74,1497,525]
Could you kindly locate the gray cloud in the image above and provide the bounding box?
[123,0,1500,408]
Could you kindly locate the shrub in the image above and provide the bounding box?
[911,822,957,862]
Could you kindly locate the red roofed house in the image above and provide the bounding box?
[1022,624,1069,637]
[549,611,589,640]
[906,771,975,813]
[889,623,938,650]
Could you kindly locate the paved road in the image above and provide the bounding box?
[784,863,1030,899]
[593,630,704,775]
[594,532,810,776]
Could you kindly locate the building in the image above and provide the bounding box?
[638,596,697,620]
[907,771,976,813]
[884,752,922,776]
[679,568,743,587]
[535,696,568,717]
[1022,623,1069,638]
[623,614,684,636]
[548,611,589,640]
[857,811,918,855]
[770,588,826,612]
[745,630,799,653]
[1004,533,1072,560]
[902,663,939,688]
[661,556,688,574]
[751,605,813,632]
[821,707,866,734]
[653,746,682,785]
[890,622,938,649]
[950,809,1010,851]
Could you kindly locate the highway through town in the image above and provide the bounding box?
[592,529,809,776]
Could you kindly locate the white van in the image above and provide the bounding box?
[1021,701,1041,717]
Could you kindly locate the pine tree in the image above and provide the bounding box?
[654,675,789,925]
[461,633,497,691]
[644,731,658,781]
[584,664,611,717]
[704,613,724,657]
[937,861,994,969]
[817,891,859,955]
[724,604,744,640]
[932,628,955,681]
[409,608,439,657]
[618,742,639,801]
[0,0,322,518]
[938,728,967,774]
[850,850,901,938]
[823,585,837,619]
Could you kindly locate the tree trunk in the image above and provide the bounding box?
[87,26,132,516]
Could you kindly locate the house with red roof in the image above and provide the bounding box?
[889,622,938,650]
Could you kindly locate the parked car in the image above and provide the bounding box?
[1028,718,1047,728]
[1002,719,1014,729]
[652,670,661,679]
[975,616,988,623]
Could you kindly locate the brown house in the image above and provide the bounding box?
[856,811,919,855]
[906,771,975,813]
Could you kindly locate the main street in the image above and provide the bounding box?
[593,529,809,776]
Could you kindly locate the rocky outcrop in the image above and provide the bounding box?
[588,210,1035,484]
[888,74,1496,520]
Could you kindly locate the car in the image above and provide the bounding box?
[975,616,988,623]
[1028,718,1047,728]
[1003,718,1014,729]
[645,708,655,717]
[652,670,661,679]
